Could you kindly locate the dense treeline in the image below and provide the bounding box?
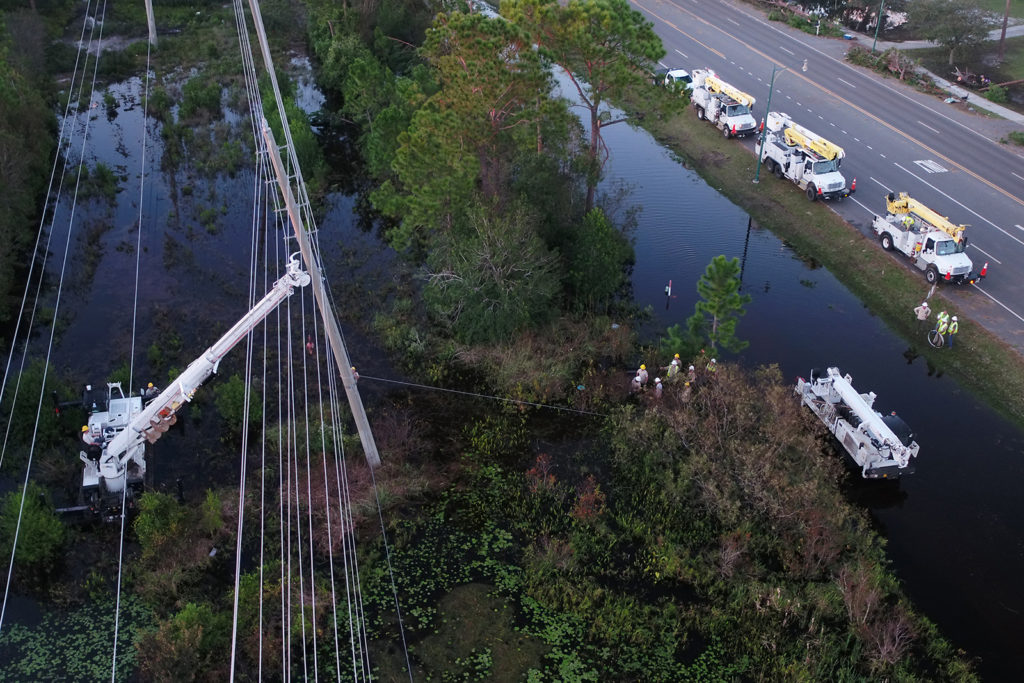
[0,10,58,334]
[304,0,676,343]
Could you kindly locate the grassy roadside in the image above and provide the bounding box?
[632,101,1024,429]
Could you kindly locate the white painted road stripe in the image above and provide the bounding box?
[969,244,1002,265]
[972,283,1024,324]
[780,46,794,55]
[837,78,856,89]
[1013,172,1024,182]
[917,121,941,135]
[675,49,688,58]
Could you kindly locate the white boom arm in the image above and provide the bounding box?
[823,368,914,468]
[96,255,310,482]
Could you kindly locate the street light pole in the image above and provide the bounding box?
[753,60,807,184]
[871,0,885,54]
[753,65,783,184]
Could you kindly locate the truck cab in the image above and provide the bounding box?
[690,69,758,138]
[759,111,850,200]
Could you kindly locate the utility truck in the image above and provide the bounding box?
[758,111,852,201]
[796,367,919,479]
[871,192,980,285]
[76,255,310,521]
[690,69,757,138]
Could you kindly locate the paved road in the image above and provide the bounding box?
[633,0,1024,353]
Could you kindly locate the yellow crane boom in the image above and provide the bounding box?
[704,74,755,107]
[885,192,967,243]
[782,126,844,161]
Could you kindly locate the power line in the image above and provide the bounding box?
[358,375,606,417]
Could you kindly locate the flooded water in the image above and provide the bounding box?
[600,120,1024,679]
[12,60,1023,679]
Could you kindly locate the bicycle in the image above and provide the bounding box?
[927,328,945,348]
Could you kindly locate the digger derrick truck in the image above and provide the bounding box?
[796,367,919,479]
[690,69,758,138]
[758,111,852,201]
[871,192,980,285]
[77,255,310,521]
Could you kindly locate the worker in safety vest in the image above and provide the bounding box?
[663,354,681,380]
[947,317,959,348]
[706,358,717,372]
[902,215,914,229]
[936,315,949,337]
[934,310,949,333]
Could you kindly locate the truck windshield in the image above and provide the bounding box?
[935,240,961,256]
[812,159,840,174]
[725,104,750,117]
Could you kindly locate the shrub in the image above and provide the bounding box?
[984,84,1008,103]
[0,481,65,574]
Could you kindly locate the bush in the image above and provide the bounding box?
[178,77,222,121]
[984,84,1008,103]
[1007,130,1024,146]
[0,481,65,574]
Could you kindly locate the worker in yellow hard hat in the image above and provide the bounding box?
[637,363,649,387]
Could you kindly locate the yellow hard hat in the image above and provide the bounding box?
[82,425,89,432]
[351,366,357,371]
[640,364,646,370]
[147,382,153,388]
[674,354,680,359]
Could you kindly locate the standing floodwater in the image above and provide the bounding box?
[600,117,1024,680]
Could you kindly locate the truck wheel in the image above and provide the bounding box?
[723,126,731,139]
[925,266,939,284]
[806,184,818,202]
[764,158,775,174]
[880,233,893,251]
[696,106,705,120]
[774,164,784,179]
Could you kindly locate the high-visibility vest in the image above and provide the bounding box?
[948,321,959,335]
[938,320,949,335]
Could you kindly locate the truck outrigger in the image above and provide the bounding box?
[795,367,919,479]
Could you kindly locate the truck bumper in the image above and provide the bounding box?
[822,188,853,200]
[864,463,914,479]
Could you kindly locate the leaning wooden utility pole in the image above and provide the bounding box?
[261,123,381,469]
[144,0,157,46]
[248,0,380,468]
